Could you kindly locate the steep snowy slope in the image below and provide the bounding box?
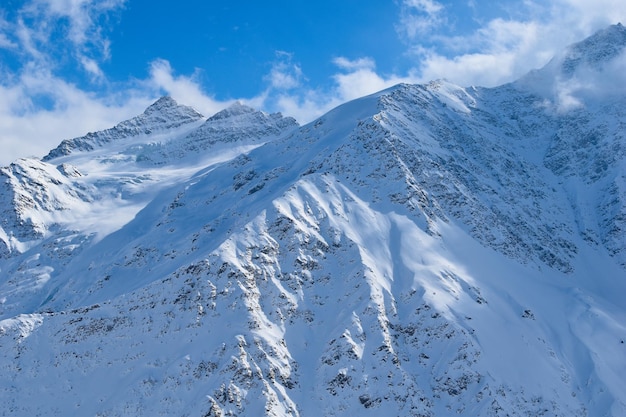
[1,25,625,417]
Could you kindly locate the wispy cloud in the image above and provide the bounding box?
[7,0,125,76]
[0,0,134,164]
[0,14,16,49]
[555,0,626,33]
[331,57,412,102]
[412,19,548,87]
[265,51,304,90]
[0,68,152,162]
[397,0,446,39]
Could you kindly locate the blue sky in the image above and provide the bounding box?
[1,0,626,164]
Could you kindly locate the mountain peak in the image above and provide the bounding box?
[201,101,298,130]
[514,23,626,103]
[207,101,257,121]
[559,23,626,75]
[143,96,180,115]
[141,96,204,121]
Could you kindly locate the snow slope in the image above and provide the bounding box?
[1,24,625,417]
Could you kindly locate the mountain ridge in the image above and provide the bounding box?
[1,25,626,417]
[43,96,205,161]
[559,22,626,75]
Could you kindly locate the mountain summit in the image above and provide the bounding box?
[559,23,626,74]
[517,23,626,106]
[1,27,625,417]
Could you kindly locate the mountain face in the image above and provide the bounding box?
[1,25,626,417]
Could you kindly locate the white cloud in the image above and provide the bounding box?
[332,57,376,71]
[554,0,626,33]
[0,0,242,166]
[14,17,44,61]
[8,0,125,77]
[0,33,14,48]
[332,57,411,102]
[263,1,626,122]
[0,15,16,49]
[28,0,124,49]
[266,52,303,90]
[271,92,341,125]
[413,19,548,87]
[0,0,137,165]
[0,69,151,164]
[80,56,105,81]
[397,0,445,39]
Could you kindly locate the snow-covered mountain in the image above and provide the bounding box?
[1,24,625,417]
